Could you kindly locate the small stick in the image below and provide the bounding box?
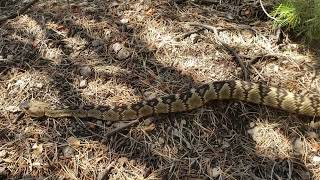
[104,119,141,137]
[246,53,280,66]
[13,112,25,123]
[75,117,110,140]
[189,23,249,80]
[219,41,248,80]
[75,117,142,138]
[97,160,117,180]
[0,0,40,24]
[175,28,205,41]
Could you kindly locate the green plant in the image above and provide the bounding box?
[271,0,320,41]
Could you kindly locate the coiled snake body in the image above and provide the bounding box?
[21,80,320,120]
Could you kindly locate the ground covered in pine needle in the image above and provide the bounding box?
[0,0,320,179]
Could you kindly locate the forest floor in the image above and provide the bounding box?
[0,0,320,179]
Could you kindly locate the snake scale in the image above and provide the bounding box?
[21,80,320,120]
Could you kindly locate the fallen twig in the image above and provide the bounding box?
[75,116,141,138]
[175,28,205,41]
[75,117,110,140]
[97,160,117,180]
[0,0,40,24]
[189,23,249,80]
[220,41,248,80]
[247,54,278,66]
[105,119,141,137]
[13,112,25,123]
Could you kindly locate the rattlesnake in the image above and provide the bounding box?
[20,80,320,120]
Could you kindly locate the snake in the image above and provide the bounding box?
[20,80,320,121]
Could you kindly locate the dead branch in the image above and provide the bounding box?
[175,28,205,41]
[13,112,25,123]
[97,160,117,180]
[75,116,141,138]
[247,54,279,66]
[189,23,249,80]
[104,119,141,137]
[75,117,111,140]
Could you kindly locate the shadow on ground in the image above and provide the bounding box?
[0,0,318,179]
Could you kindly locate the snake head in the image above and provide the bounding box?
[19,100,48,117]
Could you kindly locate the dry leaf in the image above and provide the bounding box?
[67,136,81,147]
[310,139,320,152]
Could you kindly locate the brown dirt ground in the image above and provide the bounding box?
[1,0,320,179]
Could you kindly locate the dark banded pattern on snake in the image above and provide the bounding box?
[20,80,320,121]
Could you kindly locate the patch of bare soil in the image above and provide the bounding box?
[0,0,319,179]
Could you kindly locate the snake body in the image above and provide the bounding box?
[21,80,320,120]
